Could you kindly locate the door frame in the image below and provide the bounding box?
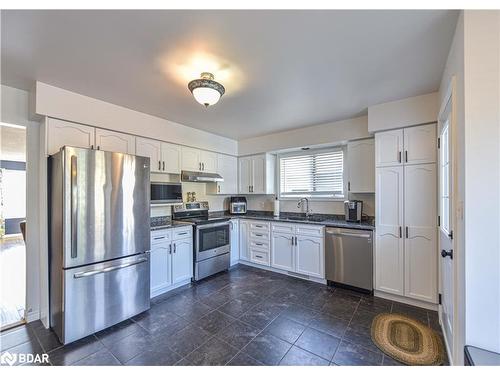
[437,76,464,365]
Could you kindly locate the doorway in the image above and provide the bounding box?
[0,122,27,330]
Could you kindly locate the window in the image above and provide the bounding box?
[279,148,345,199]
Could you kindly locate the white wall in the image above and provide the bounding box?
[1,85,41,323]
[463,10,500,354]
[368,92,439,132]
[238,116,369,156]
[34,82,238,156]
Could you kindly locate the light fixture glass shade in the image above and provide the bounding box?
[192,87,222,107]
[188,72,225,107]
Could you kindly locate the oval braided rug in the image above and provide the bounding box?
[371,313,444,366]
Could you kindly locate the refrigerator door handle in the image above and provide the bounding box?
[70,155,78,259]
[73,257,149,278]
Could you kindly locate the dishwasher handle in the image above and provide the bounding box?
[326,228,371,239]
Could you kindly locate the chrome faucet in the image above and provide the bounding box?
[297,198,312,218]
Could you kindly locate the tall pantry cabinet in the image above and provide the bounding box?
[375,123,437,304]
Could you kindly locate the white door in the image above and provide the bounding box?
[239,220,250,261]
[95,128,135,154]
[200,151,217,173]
[181,147,201,171]
[47,118,95,155]
[271,232,295,272]
[161,143,181,174]
[439,98,454,358]
[375,166,404,295]
[217,154,238,194]
[295,235,324,278]
[375,129,403,167]
[404,124,437,165]
[404,163,437,303]
[171,239,192,284]
[251,155,266,194]
[230,220,240,265]
[238,157,252,194]
[150,242,172,297]
[136,137,162,172]
[347,139,375,193]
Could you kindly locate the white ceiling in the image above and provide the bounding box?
[1,10,458,140]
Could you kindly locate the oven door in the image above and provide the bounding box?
[195,222,230,261]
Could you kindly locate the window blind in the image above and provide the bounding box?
[279,149,345,199]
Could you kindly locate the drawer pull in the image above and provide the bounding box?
[256,242,264,246]
[255,255,263,259]
[255,234,263,237]
[177,232,188,236]
[255,225,263,228]
[153,236,165,240]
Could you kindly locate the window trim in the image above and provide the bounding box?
[277,146,347,201]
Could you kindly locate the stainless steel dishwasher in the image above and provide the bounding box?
[325,227,373,292]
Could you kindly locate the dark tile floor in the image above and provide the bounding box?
[0,264,448,366]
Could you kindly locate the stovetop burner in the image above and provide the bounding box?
[171,201,229,226]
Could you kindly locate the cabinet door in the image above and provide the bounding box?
[150,242,172,297]
[200,150,217,173]
[239,220,250,261]
[251,155,266,194]
[181,146,201,171]
[217,154,238,194]
[375,129,403,167]
[95,128,135,154]
[403,124,436,165]
[230,220,240,265]
[172,239,193,284]
[404,163,437,302]
[271,232,295,272]
[295,235,324,278]
[161,143,181,174]
[238,157,252,194]
[47,118,95,155]
[136,137,162,172]
[348,139,375,193]
[375,166,404,295]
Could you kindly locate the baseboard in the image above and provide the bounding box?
[238,260,327,285]
[26,309,40,323]
[374,290,438,311]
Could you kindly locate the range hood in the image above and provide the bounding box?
[181,170,224,183]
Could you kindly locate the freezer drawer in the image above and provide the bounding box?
[325,227,373,291]
[51,253,150,344]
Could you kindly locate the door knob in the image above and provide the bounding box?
[441,249,453,259]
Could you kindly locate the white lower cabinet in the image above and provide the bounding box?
[239,220,250,261]
[150,226,192,298]
[271,232,294,272]
[230,219,240,265]
[296,235,325,279]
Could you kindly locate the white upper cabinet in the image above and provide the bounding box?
[207,154,238,195]
[403,124,436,165]
[161,143,181,174]
[47,118,95,155]
[375,166,404,296]
[95,128,135,154]
[181,146,201,171]
[375,129,403,167]
[347,138,375,193]
[404,163,437,303]
[238,154,275,195]
[200,150,217,173]
[136,137,162,172]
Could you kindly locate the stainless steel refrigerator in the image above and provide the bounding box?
[49,146,151,344]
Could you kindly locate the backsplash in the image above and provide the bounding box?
[245,193,375,216]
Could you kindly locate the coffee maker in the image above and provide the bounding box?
[344,200,363,222]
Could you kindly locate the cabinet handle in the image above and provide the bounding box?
[348,181,350,191]
[91,145,94,150]
[158,161,161,170]
[405,150,408,163]
[162,161,165,171]
[173,243,176,253]
[202,162,205,171]
[399,227,402,238]
[398,151,401,163]
[405,226,409,238]
[97,146,100,150]
[169,244,172,254]
[218,185,220,193]
[199,162,202,171]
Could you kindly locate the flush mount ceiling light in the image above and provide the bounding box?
[188,72,225,107]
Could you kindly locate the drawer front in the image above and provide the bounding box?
[250,249,270,266]
[271,222,295,234]
[173,226,192,240]
[249,239,270,251]
[296,225,324,238]
[151,229,172,245]
[250,230,270,241]
[250,221,270,232]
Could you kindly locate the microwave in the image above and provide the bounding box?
[150,182,182,204]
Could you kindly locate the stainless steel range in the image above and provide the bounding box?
[172,202,230,281]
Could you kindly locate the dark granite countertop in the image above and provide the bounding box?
[209,210,375,231]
